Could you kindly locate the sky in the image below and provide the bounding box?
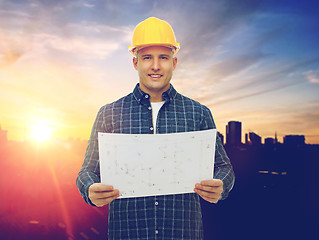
[0,0,319,144]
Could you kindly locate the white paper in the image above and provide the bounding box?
[98,129,216,198]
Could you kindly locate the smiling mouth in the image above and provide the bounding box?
[148,74,163,79]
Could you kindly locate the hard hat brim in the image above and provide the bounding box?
[128,43,180,56]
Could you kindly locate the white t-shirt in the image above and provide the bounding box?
[151,101,165,134]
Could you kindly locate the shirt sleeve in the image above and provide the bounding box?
[76,107,106,206]
[201,106,235,201]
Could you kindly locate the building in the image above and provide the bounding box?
[248,132,262,145]
[226,121,242,146]
[274,132,278,144]
[217,132,224,145]
[265,137,275,145]
[284,135,305,146]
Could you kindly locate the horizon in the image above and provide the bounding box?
[0,121,316,146]
[1,0,319,144]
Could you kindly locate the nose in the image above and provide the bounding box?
[152,58,160,71]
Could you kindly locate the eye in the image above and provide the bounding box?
[160,56,169,60]
[142,56,151,60]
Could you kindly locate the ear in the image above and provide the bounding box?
[172,57,178,70]
[133,57,138,70]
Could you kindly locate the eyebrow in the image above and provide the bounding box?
[159,54,170,58]
[140,54,171,58]
[141,54,152,58]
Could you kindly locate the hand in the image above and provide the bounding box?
[88,183,120,207]
[194,179,223,203]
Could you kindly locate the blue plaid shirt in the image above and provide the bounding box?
[77,84,235,240]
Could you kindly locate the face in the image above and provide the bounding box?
[133,46,177,101]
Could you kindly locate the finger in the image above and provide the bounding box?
[195,184,223,196]
[200,179,223,187]
[195,189,220,203]
[89,189,119,203]
[195,188,220,198]
[196,191,218,203]
[91,183,114,192]
[195,184,215,193]
[95,190,119,200]
[92,192,120,207]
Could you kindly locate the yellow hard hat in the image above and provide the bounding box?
[128,17,180,56]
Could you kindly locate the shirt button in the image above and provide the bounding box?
[145,95,149,98]
[148,106,152,110]
[155,230,159,234]
[150,127,154,131]
[155,201,159,206]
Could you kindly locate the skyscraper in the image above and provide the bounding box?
[226,121,242,146]
[248,132,262,145]
[284,135,305,146]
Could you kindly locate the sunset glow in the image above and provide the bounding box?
[0,1,318,240]
[29,123,53,142]
[0,0,318,144]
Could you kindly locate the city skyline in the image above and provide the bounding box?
[1,113,318,240]
[1,0,319,144]
[0,120,314,146]
[223,120,307,146]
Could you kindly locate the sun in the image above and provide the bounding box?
[30,123,53,142]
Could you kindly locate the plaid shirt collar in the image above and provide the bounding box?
[132,83,178,105]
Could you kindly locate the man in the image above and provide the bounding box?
[77,17,235,240]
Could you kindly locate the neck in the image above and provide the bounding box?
[139,84,170,102]
[150,94,164,102]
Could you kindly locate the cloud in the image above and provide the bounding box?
[0,10,132,64]
[82,2,95,8]
[207,80,304,107]
[216,57,319,95]
[181,55,319,109]
[30,32,121,60]
[0,38,26,67]
[0,0,135,64]
[159,0,262,62]
[1,0,318,142]
[306,70,319,84]
[204,53,264,84]
[267,102,319,137]
[0,0,265,66]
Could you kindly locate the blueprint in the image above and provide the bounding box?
[98,129,216,198]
